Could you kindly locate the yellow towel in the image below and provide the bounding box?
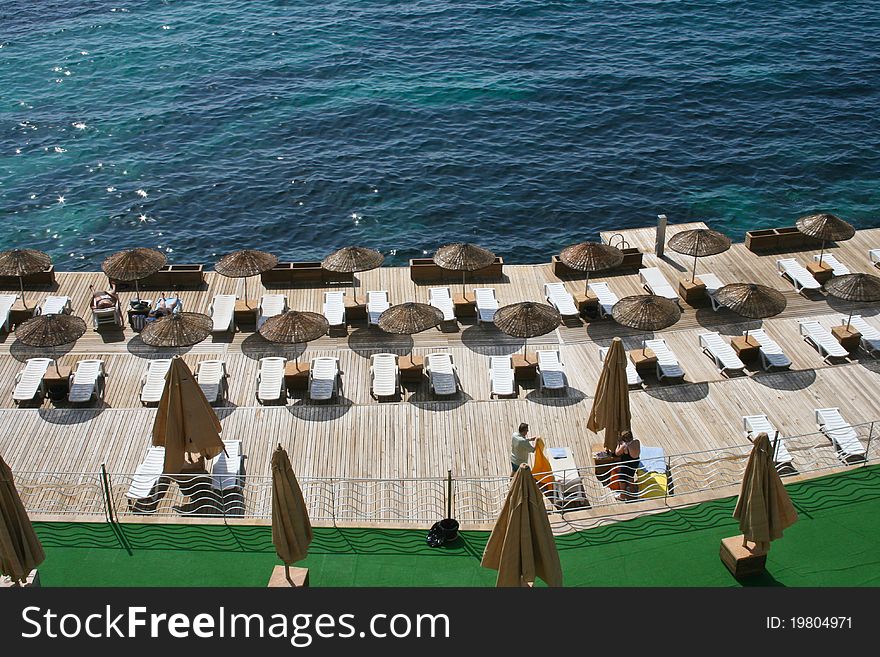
[532,438,556,496]
[636,468,667,498]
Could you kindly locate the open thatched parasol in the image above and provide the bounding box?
[15,313,86,376]
[559,242,624,294]
[611,295,681,332]
[102,248,166,302]
[377,302,443,335]
[795,213,855,265]
[714,283,787,338]
[321,246,384,303]
[0,249,52,309]
[823,273,880,329]
[140,312,212,348]
[667,228,731,282]
[494,301,561,354]
[433,242,497,294]
[214,249,278,308]
[259,311,329,364]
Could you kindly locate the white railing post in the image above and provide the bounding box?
[865,422,874,467]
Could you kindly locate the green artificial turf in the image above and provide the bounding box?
[32,465,880,587]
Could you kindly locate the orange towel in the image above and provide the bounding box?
[532,438,556,496]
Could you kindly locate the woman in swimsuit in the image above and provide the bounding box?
[614,430,641,501]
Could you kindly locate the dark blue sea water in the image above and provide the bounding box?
[2,0,879,269]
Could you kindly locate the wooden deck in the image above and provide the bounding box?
[2,223,880,490]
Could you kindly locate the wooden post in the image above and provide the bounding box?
[655,214,667,257]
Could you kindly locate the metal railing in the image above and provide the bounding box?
[13,421,877,525]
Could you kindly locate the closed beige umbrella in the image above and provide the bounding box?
[732,432,798,554]
[0,249,52,310]
[151,357,225,474]
[481,463,562,587]
[0,454,45,585]
[271,445,313,584]
[586,337,631,453]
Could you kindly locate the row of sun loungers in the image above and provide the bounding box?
[139,359,229,405]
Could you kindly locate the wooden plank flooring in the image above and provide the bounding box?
[2,224,880,495]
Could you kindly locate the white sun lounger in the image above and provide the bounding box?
[428,287,456,322]
[743,414,793,467]
[210,294,237,333]
[91,299,122,330]
[799,320,849,363]
[639,267,679,303]
[474,288,498,325]
[588,282,619,318]
[211,439,243,491]
[367,291,390,326]
[815,407,867,464]
[323,291,346,329]
[126,446,166,503]
[256,356,286,404]
[489,355,516,398]
[813,253,850,276]
[39,295,72,315]
[0,294,18,332]
[699,331,746,376]
[257,294,287,329]
[426,352,459,396]
[544,282,579,319]
[12,358,54,404]
[370,353,399,399]
[598,346,642,387]
[68,359,105,403]
[870,249,880,269]
[845,315,880,358]
[698,273,725,311]
[196,359,228,404]
[748,328,791,371]
[139,359,172,405]
[643,338,685,381]
[309,356,340,401]
[536,350,567,392]
[776,258,821,294]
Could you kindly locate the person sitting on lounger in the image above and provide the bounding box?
[149,294,179,319]
[614,431,641,501]
[89,284,118,309]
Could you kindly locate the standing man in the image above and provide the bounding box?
[510,422,538,475]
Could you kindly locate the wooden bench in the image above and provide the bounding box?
[261,262,354,286]
[409,257,504,283]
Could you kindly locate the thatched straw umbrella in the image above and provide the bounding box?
[321,246,384,304]
[259,311,329,365]
[481,464,562,587]
[0,249,52,310]
[140,312,213,349]
[102,248,166,303]
[667,228,731,282]
[214,249,278,309]
[713,283,787,338]
[493,301,561,355]
[271,445,313,585]
[795,213,855,265]
[559,242,624,294]
[377,302,443,335]
[611,294,681,357]
[14,314,86,377]
[823,273,880,329]
[433,243,496,295]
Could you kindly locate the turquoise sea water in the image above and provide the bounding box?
[1,0,879,269]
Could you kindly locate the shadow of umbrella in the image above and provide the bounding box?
[347,327,413,359]
[286,398,354,421]
[407,390,472,410]
[9,339,77,363]
[525,387,587,407]
[240,332,305,361]
[460,324,524,355]
[694,308,763,337]
[127,335,194,358]
[38,405,107,424]
[750,369,817,392]
[643,381,710,402]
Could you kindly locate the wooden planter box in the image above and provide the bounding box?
[551,248,642,277]
[112,264,204,290]
[0,265,56,288]
[745,229,777,251]
[410,257,504,283]
[745,227,822,252]
[261,262,354,286]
